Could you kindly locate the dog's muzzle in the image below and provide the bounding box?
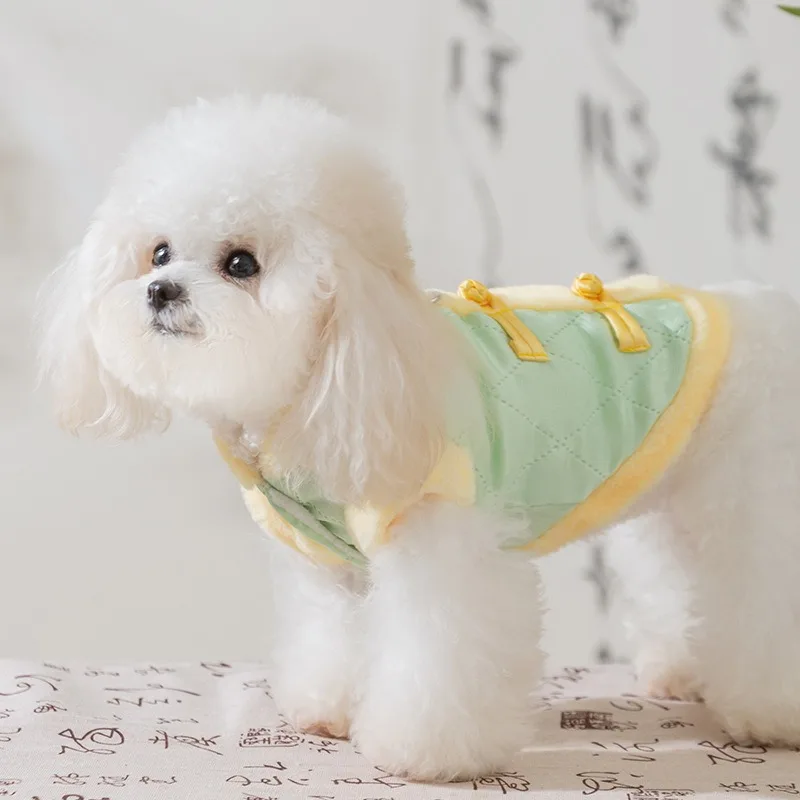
[147,279,185,312]
[147,279,201,336]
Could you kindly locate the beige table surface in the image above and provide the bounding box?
[0,661,797,799]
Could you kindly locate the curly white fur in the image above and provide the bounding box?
[609,283,800,745]
[38,94,800,778]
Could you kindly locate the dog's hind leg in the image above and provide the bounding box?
[651,283,800,745]
[606,512,702,701]
[667,465,800,744]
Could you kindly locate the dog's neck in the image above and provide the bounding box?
[213,290,468,506]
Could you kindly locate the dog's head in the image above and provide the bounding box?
[39,95,451,502]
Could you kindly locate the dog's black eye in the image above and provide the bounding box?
[223,250,260,279]
[152,242,171,267]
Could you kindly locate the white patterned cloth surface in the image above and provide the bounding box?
[0,661,797,799]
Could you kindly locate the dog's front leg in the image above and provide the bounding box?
[267,542,361,739]
[352,500,542,781]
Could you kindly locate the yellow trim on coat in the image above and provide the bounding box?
[346,442,476,555]
[215,438,345,566]
[521,285,732,555]
[218,275,730,565]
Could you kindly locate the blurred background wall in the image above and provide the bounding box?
[1,0,797,666]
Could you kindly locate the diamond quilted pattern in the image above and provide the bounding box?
[443,297,694,546]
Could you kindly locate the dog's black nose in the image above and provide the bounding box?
[147,280,184,312]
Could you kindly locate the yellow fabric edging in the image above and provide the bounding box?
[522,286,731,556]
[215,438,345,566]
[217,276,731,566]
[347,442,476,555]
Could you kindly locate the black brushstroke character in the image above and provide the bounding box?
[561,710,614,730]
[97,776,129,788]
[578,771,645,795]
[721,0,748,33]
[449,29,518,144]
[578,80,657,274]
[200,661,232,677]
[482,45,518,141]
[460,0,492,25]
[447,1,519,287]
[585,543,619,664]
[609,229,644,274]
[710,68,777,239]
[0,674,61,696]
[589,0,637,42]
[768,785,800,796]
[57,727,124,756]
[470,771,531,793]
[579,93,657,208]
[581,0,658,276]
[699,739,767,766]
[52,774,88,786]
[35,702,66,714]
[586,542,612,614]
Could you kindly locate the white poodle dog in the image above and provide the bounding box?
[39,94,800,781]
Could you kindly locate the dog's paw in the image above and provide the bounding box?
[713,705,800,748]
[639,663,703,702]
[269,658,353,743]
[352,731,506,782]
[271,683,352,741]
[352,702,529,782]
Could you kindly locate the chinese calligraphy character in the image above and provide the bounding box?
[589,0,637,42]
[106,696,171,707]
[470,771,531,793]
[240,727,302,748]
[200,662,232,677]
[97,776,128,787]
[721,0,748,33]
[57,727,124,756]
[710,68,777,239]
[577,770,645,794]
[699,740,767,766]
[561,710,614,730]
[659,718,694,729]
[35,701,67,714]
[447,0,520,285]
[0,674,61,696]
[149,729,222,756]
[52,774,88,787]
[580,0,656,283]
[133,665,177,676]
[769,785,800,796]
[592,740,659,762]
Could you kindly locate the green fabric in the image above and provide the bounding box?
[442,298,693,547]
[257,475,367,567]
[254,296,693,565]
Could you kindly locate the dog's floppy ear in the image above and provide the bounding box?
[277,241,457,507]
[37,221,168,438]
